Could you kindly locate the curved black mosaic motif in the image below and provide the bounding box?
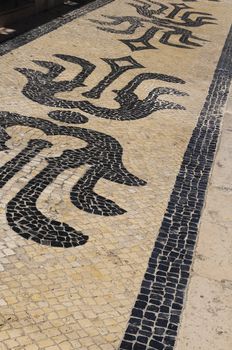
[16,54,187,122]
[0,139,52,186]
[48,110,89,124]
[91,0,216,50]
[120,27,159,51]
[119,24,232,350]
[0,112,146,247]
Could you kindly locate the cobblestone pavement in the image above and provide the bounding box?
[0,0,231,349]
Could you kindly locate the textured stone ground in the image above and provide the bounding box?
[0,1,231,349]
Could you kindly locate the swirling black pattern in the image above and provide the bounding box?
[90,0,216,50]
[16,55,187,122]
[0,112,146,247]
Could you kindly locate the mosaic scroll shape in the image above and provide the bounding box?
[0,112,146,247]
[90,0,216,50]
[16,54,188,123]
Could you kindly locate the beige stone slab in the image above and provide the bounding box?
[193,218,232,281]
[209,117,232,189]
[176,275,232,350]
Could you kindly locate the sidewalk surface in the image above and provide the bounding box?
[0,1,231,349]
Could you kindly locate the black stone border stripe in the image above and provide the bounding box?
[0,0,114,56]
[119,25,232,350]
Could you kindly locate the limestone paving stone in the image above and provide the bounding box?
[175,275,232,350]
[0,0,231,349]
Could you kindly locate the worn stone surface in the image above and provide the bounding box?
[0,0,231,349]
[176,275,232,350]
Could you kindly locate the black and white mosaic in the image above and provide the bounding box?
[119,24,232,350]
[16,54,187,122]
[0,5,189,248]
[0,112,146,247]
[0,0,230,348]
[91,0,216,50]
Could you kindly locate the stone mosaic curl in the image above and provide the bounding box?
[0,112,146,247]
[91,0,216,50]
[16,54,187,122]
